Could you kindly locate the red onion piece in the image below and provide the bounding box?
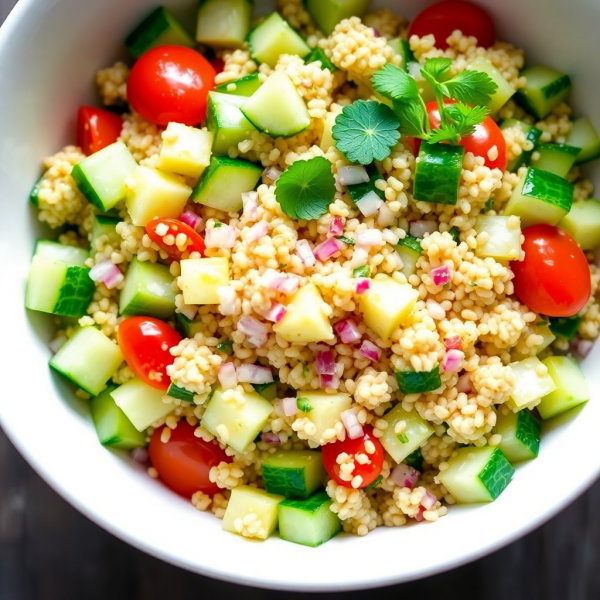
[262,431,282,445]
[421,489,437,510]
[217,287,237,315]
[316,349,336,375]
[48,334,67,354]
[282,397,299,417]
[218,362,238,390]
[338,165,369,186]
[246,221,268,243]
[426,299,446,321]
[410,220,437,239]
[238,315,269,337]
[431,265,452,287]
[442,349,465,372]
[320,373,339,389]
[205,225,236,249]
[237,364,274,384]
[445,335,462,351]
[571,337,594,358]
[131,447,149,464]
[242,191,259,221]
[263,166,282,182]
[260,269,286,290]
[456,373,472,393]
[373,28,381,37]
[355,191,383,217]
[414,506,426,522]
[328,216,344,237]
[341,408,364,440]
[359,340,381,362]
[334,318,362,344]
[278,275,300,295]
[261,301,287,323]
[314,238,345,262]
[389,463,420,489]
[355,278,370,295]
[179,210,202,231]
[89,260,124,290]
[295,239,316,267]
[356,229,383,247]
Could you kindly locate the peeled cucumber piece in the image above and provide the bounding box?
[507,356,557,411]
[305,0,370,35]
[538,356,590,419]
[380,404,435,464]
[179,257,230,305]
[474,215,522,261]
[558,199,600,250]
[196,0,252,48]
[495,409,541,463]
[262,450,326,499]
[111,378,173,431]
[156,123,213,179]
[467,56,515,114]
[290,391,351,444]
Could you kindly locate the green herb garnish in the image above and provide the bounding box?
[483,198,494,213]
[443,283,451,290]
[336,235,355,246]
[300,362,309,377]
[279,263,288,270]
[275,157,336,221]
[398,235,423,254]
[364,474,383,490]
[353,265,371,278]
[536,320,549,327]
[448,226,460,244]
[332,100,401,165]
[296,397,313,413]
[216,340,233,355]
[213,221,223,228]
[397,433,409,444]
[469,282,478,288]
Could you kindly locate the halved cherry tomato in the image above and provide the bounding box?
[210,57,225,75]
[117,317,182,391]
[512,224,591,317]
[408,0,495,49]
[127,45,216,126]
[77,106,122,156]
[413,99,507,171]
[149,421,229,497]
[146,218,206,262]
[321,426,384,489]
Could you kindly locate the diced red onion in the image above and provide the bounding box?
[328,216,344,237]
[246,221,268,243]
[179,210,202,231]
[314,238,345,262]
[410,220,437,239]
[334,318,362,344]
[260,269,286,290]
[571,337,594,358]
[338,165,369,186]
[421,490,437,510]
[263,166,282,182]
[359,340,381,362]
[131,447,149,464]
[442,349,464,372]
[445,335,462,351]
[426,299,446,321]
[282,397,299,417]
[373,28,381,38]
[238,315,269,338]
[356,229,383,247]
[320,373,339,389]
[262,431,282,445]
[431,265,452,287]
[242,191,259,221]
[205,225,236,249]
[377,203,395,228]
[237,364,274,384]
[341,408,364,440]
[278,275,300,295]
[355,191,383,217]
[456,373,472,393]
[355,278,371,295]
[247,335,268,348]
[218,362,238,390]
[217,286,237,315]
[89,259,124,290]
[414,506,426,522]
[48,334,67,354]
[389,463,420,489]
[261,301,287,323]
[295,239,316,267]
[316,349,336,375]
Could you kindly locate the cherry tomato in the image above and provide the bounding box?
[127,46,216,126]
[408,0,495,49]
[146,218,206,262]
[321,426,384,489]
[210,57,225,75]
[149,421,229,497]
[117,317,182,391]
[77,106,122,156]
[413,99,507,171]
[512,224,591,317]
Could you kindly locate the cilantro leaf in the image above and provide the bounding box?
[275,157,336,221]
[429,102,490,144]
[428,124,460,144]
[372,64,420,102]
[444,69,498,106]
[332,100,401,165]
[422,58,453,81]
[335,235,355,246]
[392,100,430,139]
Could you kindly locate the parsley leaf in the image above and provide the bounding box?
[372,64,421,103]
[297,397,312,413]
[428,124,461,144]
[429,102,490,144]
[444,69,498,106]
[421,58,452,87]
[275,157,336,221]
[392,99,430,139]
[332,100,401,165]
[217,340,233,355]
[335,235,355,246]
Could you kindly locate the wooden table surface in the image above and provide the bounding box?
[2,1,599,598]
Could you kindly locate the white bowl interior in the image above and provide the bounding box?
[1,0,599,591]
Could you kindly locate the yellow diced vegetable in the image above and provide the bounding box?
[157,122,213,178]
[294,391,352,444]
[475,215,522,261]
[180,257,229,305]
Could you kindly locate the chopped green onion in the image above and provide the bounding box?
[217,340,233,355]
[297,397,312,412]
[335,235,355,246]
[448,226,460,244]
[353,265,371,278]
[397,433,409,444]
[398,235,422,254]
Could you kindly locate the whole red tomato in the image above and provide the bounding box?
[127,46,216,126]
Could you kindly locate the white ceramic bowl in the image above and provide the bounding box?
[1,0,599,591]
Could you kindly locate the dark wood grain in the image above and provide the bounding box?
[2,0,600,597]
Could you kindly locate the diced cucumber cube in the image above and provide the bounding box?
[222,485,284,540]
[71,142,137,212]
[196,0,252,48]
[397,244,421,279]
[501,119,542,172]
[437,446,514,503]
[166,383,195,403]
[558,199,600,250]
[90,386,147,449]
[126,165,192,227]
[414,142,464,206]
[215,72,261,97]
[157,123,213,179]
[253,380,277,401]
[241,71,311,138]
[292,392,352,444]
[405,448,423,471]
[467,56,515,114]
[566,117,600,165]
[278,491,341,547]
[549,315,582,340]
[320,112,337,152]
[305,0,370,35]
[517,65,572,119]
[530,143,581,178]
[474,215,522,261]
[111,378,172,431]
[207,92,258,156]
[179,257,230,305]
[380,404,434,464]
[345,163,385,204]
[504,167,573,228]
[34,240,89,265]
[119,257,176,319]
[538,356,590,419]
[508,356,557,410]
[125,6,195,58]
[305,48,337,72]
[191,156,262,213]
[49,327,123,396]
[262,450,326,499]
[495,409,540,463]
[512,322,555,360]
[201,387,273,453]
[273,283,334,343]
[395,367,441,395]
[91,215,122,249]
[247,12,310,68]
[387,38,413,71]
[175,313,206,338]
[359,276,419,341]
[29,173,43,206]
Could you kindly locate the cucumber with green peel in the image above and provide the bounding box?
[262,450,326,499]
[29,174,44,206]
[549,315,582,340]
[507,356,557,411]
[566,117,600,165]
[215,72,261,97]
[467,56,515,114]
[437,446,514,503]
[398,235,422,254]
[71,142,137,212]
[413,142,464,205]
[474,215,522,261]
[395,366,441,394]
[504,167,573,228]
[111,378,172,431]
[166,383,195,403]
[125,6,195,58]
[397,244,421,279]
[252,380,278,401]
[196,0,252,48]
[119,257,176,320]
[345,163,385,203]
[91,214,122,249]
[207,91,258,155]
[49,327,123,396]
[501,119,543,172]
[305,0,370,35]
[305,47,337,72]
[517,65,572,119]
[558,199,600,250]
[291,392,352,444]
[538,356,590,420]
[34,240,89,265]
[247,12,311,67]
[529,143,581,178]
[380,404,435,464]
[387,38,413,71]
[90,387,147,449]
[405,448,423,471]
[241,70,311,138]
[278,491,341,547]
[175,313,206,338]
[495,409,541,463]
[191,156,262,213]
